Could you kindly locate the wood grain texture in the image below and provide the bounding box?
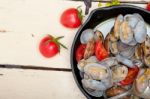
[0,0,147,69]
[0,69,85,99]
[71,0,149,4]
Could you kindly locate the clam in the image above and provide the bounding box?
[120,21,134,44]
[120,46,135,59]
[106,86,131,99]
[110,27,118,42]
[116,54,134,68]
[84,63,110,80]
[82,79,106,91]
[113,14,124,40]
[117,41,132,51]
[124,14,139,29]
[82,79,103,97]
[84,38,95,59]
[104,33,111,52]
[142,35,150,67]
[105,33,119,55]
[77,56,98,72]
[134,20,147,43]
[99,57,118,67]
[110,41,118,55]
[128,38,137,46]
[94,30,104,42]
[132,59,143,68]
[117,41,135,59]
[132,68,150,99]
[112,65,128,83]
[134,44,143,60]
[80,29,94,44]
[133,13,144,21]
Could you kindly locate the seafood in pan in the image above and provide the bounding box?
[75,13,150,98]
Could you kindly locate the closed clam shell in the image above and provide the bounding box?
[82,79,103,97]
[117,41,132,52]
[84,63,109,80]
[99,57,118,67]
[133,13,144,21]
[116,54,134,68]
[117,41,136,59]
[124,14,139,29]
[134,21,147,43]
[120,45,135,59]
[128,38,137,46]
[80,29,94,44]
[82,79,106,91]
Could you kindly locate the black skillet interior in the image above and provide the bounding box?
[71,5,150,99]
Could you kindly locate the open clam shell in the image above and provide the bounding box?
[132,68,150,99]
[112,65,128,83]
[77,56,98,72]
[94,30,104,42]
[113,14,124,40]
[142,35,150,67]
[84,63,109,80]
[120,21,134,44]
[134,20,147,43]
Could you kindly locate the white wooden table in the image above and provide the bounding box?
[0,0,148,99]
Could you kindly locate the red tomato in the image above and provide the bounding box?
[119,66,139,86]
[39,35,67,58]
[146,2,150,11]
[95,41,109,61]
[60,8,83,28]
[76,44,86,62]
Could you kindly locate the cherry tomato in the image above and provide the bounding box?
[76,44,86,62]
[39,35,67,58]
[95,41,109,61]
[119,66,139,86]
[60,8,83,28]
[146,2,150,11]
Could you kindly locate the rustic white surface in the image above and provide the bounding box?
[0,1,148,99]
[0,0,147,68]
[0,69,85,99]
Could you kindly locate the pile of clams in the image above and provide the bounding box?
[76,13,150,99]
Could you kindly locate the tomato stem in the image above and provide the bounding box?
[55,36,64,41]
[77,6,84,22]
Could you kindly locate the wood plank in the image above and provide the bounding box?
[0,0,147,69]
[0,0,83,69]
[71,0,149,4]
[0,68,85,99]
